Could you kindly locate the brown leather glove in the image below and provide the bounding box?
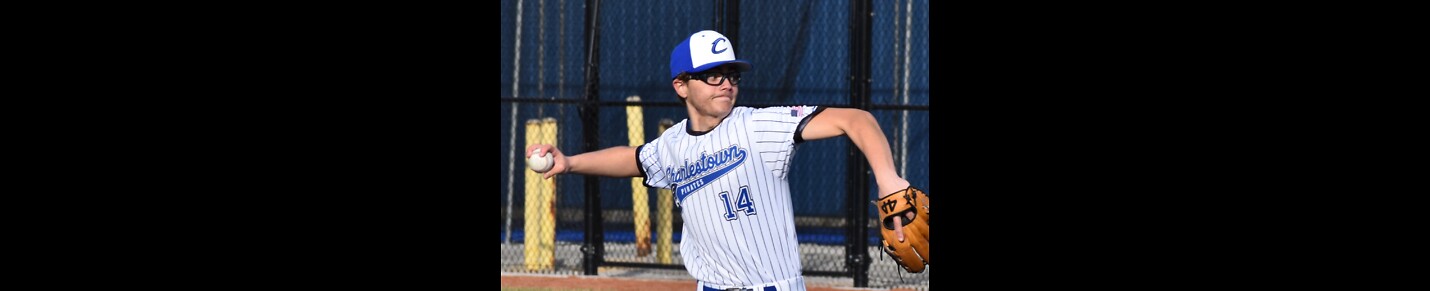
[876,186,930,273]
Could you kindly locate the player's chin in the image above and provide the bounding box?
[711,96,736,109]
[709,103,734,115]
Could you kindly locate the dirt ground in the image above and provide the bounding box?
[501,273,920,291]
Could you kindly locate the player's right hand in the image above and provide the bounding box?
[524,144,569,179]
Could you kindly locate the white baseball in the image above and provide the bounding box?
[527,149,554,173]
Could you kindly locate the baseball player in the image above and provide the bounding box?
[525,30,923,291]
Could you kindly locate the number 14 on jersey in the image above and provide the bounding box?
[718,186,757,221]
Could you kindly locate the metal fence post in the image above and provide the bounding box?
[847,0,873,287]
[581,0,604,276]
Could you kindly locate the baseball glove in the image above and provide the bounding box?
[876,185,929,273]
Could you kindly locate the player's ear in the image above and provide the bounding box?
[673,78,688,99]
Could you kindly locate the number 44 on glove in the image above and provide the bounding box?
[876,186,930,273]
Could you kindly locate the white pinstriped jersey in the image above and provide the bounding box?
[637,105,824,289]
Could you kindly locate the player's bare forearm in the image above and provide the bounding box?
[567,146,642,178]
[525,144,641,179]
[802,108,910,194]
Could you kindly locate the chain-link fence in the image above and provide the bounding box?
[500,0,928,289]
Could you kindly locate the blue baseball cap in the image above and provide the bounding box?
[670,30,752,79]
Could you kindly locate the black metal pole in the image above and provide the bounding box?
[714,0,739,50]
[581,0,604,276]
[847,0,873,287]
[713,0,722,30]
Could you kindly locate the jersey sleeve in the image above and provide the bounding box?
[636,142,671,189]
[748,105,825,178]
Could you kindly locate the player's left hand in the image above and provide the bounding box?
[876,177,915,241]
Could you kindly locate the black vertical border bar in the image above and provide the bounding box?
[581,0,605,276]
[847,0,874,287]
